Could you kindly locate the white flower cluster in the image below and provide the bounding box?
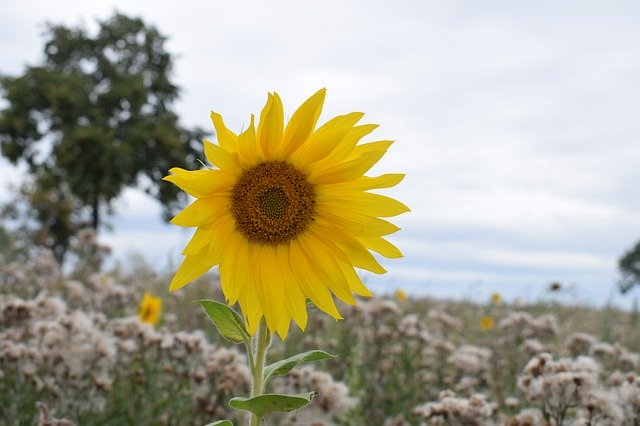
[412,390,494,425]
[3,231,640,424]
[517,352,640,424]
[1,236,357,424]
[448,345,492,376]
[498,311,559,340]
[0,292,253,423]
[313,295,640,425]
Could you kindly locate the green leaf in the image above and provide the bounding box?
[263,350,336,382]
[196,300,250,344]
[229,393,314,416]
[205,421,233,426]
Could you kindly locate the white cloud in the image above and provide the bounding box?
[1,0,640,304]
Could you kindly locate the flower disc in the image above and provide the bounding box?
[231,161,316,245]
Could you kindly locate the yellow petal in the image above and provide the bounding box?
[276,244,308,331]
[257,93,284,160]
[314,217,387,274]
[170,196,229,227]
[255,245,282,333]
[310,148,390,184]
[218,222,245,302]
[319,192,410,217]
[163,168,234,198]
[182,228,213,255]
[238,114,258,166]
[289,239,342,320]
[204,140,241,175]
[280,89,326,157]
[337,259,373,297]
[358,236,403,259]
[306,124,379,175]
[324,173,405,193]
[316,204,401,237]
[169,247,218,291]
[229,236,264,335]
[210,111,238,151]
[298,233,356,305]
[328,124,379,163]
[239,279,263,335]
[275,317,291,340]
[291,112,364,168]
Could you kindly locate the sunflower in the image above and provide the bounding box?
[479,315,495,331]
[139,292,162,326]
[394,288,408,302]
[164,89,408,337]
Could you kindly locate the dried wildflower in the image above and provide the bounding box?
[565,332,597,356]
[448,345,492,375]
[428,310,462,334]
[518,352,609,423]
[413,390,493,425]
[272,366,356,424]
[36,401,75,426]
[618,375,640,421]
[578,389,624,424]
[522,339,547,356]
[589,342,616,358]
[504,396,520,409]
[503,408,546,426]
[490,292,502,305]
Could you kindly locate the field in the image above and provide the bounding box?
[1,232,639,425]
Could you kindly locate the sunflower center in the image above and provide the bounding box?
[231,161,316,245]
[141,307,152,321]
[257,187,289,220]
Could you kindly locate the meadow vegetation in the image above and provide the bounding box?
[1,230,639,425]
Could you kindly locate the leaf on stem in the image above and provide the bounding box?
[196,299,250,344]
[229,392,314,416]
[263,350,336,383]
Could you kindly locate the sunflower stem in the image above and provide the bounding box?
[248,319,271,426]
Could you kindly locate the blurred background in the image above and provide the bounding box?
[2,0,639,307]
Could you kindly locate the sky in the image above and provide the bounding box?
[1,1,640,306]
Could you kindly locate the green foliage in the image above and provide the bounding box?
[619,240,640,293]
[1,173,87,263]
[197,299,251,344]
[263,350,336,383]
[229,393,315,417]
[0,12,203,230]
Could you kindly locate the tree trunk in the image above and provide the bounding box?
[92,191,100,230]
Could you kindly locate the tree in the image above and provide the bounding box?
[0,12,202,231]
[1,171,88,263]
[619,241,640,294]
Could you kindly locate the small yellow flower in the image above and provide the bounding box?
[394,289,408,302]
[139,292,162,326]
[479,315,495,331]
[490,292,502,305]
[164,89,408,338]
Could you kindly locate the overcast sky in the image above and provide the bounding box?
[2,1,639,305]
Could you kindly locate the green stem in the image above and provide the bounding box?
[247,319,271,426]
